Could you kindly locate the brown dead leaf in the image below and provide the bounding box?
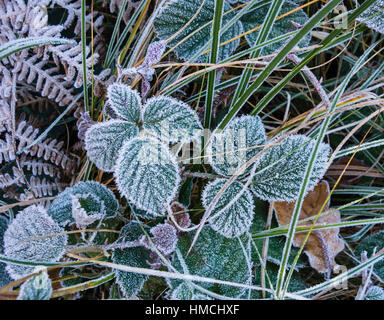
[273,181,344,275]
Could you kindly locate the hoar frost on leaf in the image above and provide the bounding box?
[140,223,178,256]
[112,222,151,298]
[240,0,310,56]
[17,268,52,300]
[71,194,104,229]
[170,282,193,300]
[208,115,266,176]
[115,137,181,216]
[169,226,251,298]
[203,179,254,238]
[0,216,12,287]
[48,181,118,227]
[357,1,384,35]
[365,286,384,300]
[154,0,243,62]
[85,120,139,172]
[4,205,68,280]
[251,134,331,202]
[142,96,202,143]
[107,83,142,123]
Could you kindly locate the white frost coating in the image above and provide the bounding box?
[84,120,139,172]
[17,268,52,300]
[170,282,193,300]
[115,136,181,215]
[4,205,68,280]
[365,286,384,300]
[208,115,266,177]
[71,195,104,230]
[107,83,142,123]
[357,1,384,34]
[251,134,331,202]
[154,0,243,62]
[142,95,203,143]
[145,223,178,255]
[203,178,254,238]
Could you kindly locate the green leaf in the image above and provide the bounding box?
[169,282,194,300]
[107,84,142,123]
[208,115,266,176]
[154,0,243,62]
[17,269,52,300]
[355,230,384,278]
[241,0,310,56]
[169,226,251,298]
[4,205,68,279]
[85,120,139,172]
[112,222,150,298]
[142,96,202,143]
[251,135,331,202]
[115,137,181,216]
[203,178,254,238]
[48,181,118,227]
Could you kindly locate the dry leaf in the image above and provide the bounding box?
[273,181,344,275]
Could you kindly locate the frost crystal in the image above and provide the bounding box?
[17,268,52,300]
[241,0,310,55]
[365,286,384,300]
[154,0,243,62]
[142,96,202,143]
[203,178,254,238]
[4,205,68,280]
[107,84,142,123]
[357,1,384,34]
[71,195,104,229]
[112,222,150,298]
[85,120,139,172]
[140,223,178,256]
[169,226,251,298]
[115,137,181,216]
[251,134,331,202]
[208,115,266,176]
[170,282,193,300]
[48,181,118,226]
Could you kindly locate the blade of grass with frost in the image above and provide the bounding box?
[104,0,129,67]
[81,0,88,112]
[106,0,151,68]
[218,0,344,130]
[204,0,224,129]
[293,248,384,297]
[230,0,284,108]
[248,0,378,118]
[51,272,115,298]
[0,37,73,61]
[278,42,379,299]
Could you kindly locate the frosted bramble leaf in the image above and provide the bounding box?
[208,115,266,176]
[355,231,384,278]
[71,195,104,230]
[85,120,139,172]
[17,268,52,300]
[241,1,310,55]
[115,137,180,216]
[169,201,191,230]
[142,223,178,255]
[170,282,193,300]
[0,216,11,287]
[365,286,384,300]
[251,135,331,202]
[107,84,141,123]
[357,2,384,34]
[4,205,68,280]
[154,0,243,62]
[112,222,150,298]
[142,41,166,68]
[203,178,254,238]
[169,226,251,298]
[142,96,202,143]
[48,181,118,227]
